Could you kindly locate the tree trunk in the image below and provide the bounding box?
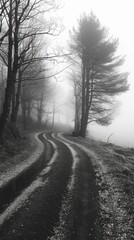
[74,100,80,135]
[10,82,21,124]
[27,101,31,121]
[37,98,43,128]
[22,102,27,130]
[79,64,92,138]
[79,116,87,137]
[0,0,19,138]
[79,65,86,137]
[10,85,16,122]
[37,110,41,127]
[52,103,55,129]
[0,83,13,138]
[0,0,13,139]
[10,65,22,125]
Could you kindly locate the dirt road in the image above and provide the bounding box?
[0,132,105,240]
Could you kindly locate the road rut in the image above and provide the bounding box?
[0,132,103,240]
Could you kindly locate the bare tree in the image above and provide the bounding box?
[69,13,129,137]
[69,70,82,134]
[20,57,47,129]
[10,34,41,124]
[0,0,60,139]
[0,62,6,114]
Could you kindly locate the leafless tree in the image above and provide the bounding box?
[0,0,61,139]
[0,62,6,114]
[20,56,49,129]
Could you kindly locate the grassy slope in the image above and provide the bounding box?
[0,133,38,177]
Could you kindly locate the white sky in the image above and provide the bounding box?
[55,0,134,147]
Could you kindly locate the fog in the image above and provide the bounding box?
[88,85,134,147]
[51,0,134,148]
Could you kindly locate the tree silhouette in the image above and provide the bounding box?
[70,13,129,137]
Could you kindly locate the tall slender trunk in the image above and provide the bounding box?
[22,101,27,130]
[10,72,22,123]
[74,80,81,135]
[27,101,31,120]
[79,65,86,137]
[10,0,19,124]
[37,110,41,127]
[83,66,90,135]
[52,104,55,129]
[79,63,93,137]
[11,86,16,121]
[0,0,13,139]
[74,97,80,134]
[37,99,43,128]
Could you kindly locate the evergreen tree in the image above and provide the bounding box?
[70,13,129,137]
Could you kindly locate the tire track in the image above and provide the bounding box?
[0,132,73,240]
[0,132,103,240]
[49,133,103,240]
[0,133,54,226]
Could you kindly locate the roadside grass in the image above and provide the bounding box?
[94,141,134,204]
[65,134,134,237]
[0,133,38,177]
[66,135,134,203]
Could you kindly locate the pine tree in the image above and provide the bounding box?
[70,13,129,137]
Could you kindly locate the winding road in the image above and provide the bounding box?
[0,132,104,240]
